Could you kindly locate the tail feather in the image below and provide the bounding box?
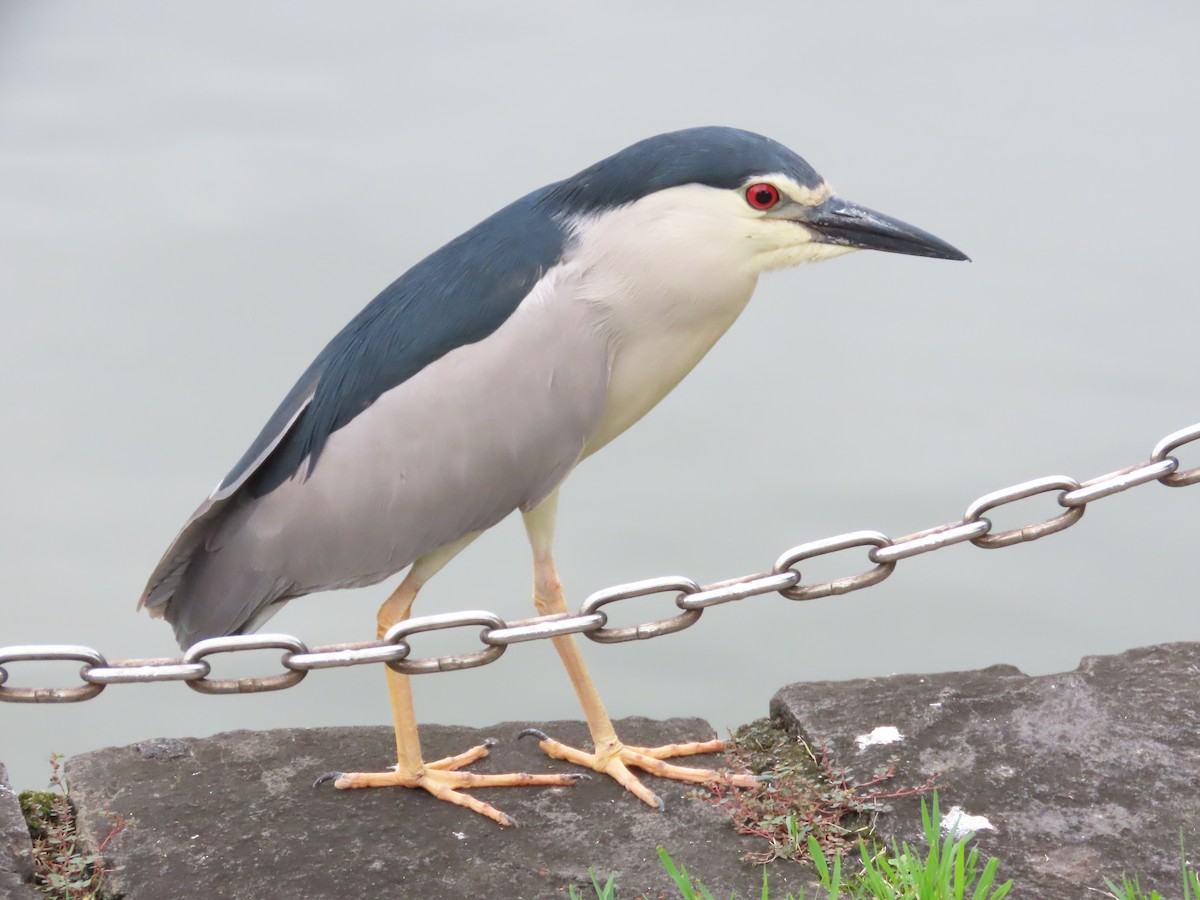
[164,550,291,649]
[140,492,291,649]
[139,494,229,613]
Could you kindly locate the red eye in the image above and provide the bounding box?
[745,182,780,210]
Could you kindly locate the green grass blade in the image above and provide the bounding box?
[1183,830,1198,900]
[657,846,697,899]
[657,846,722,900]
[953,837,967,900]
[807,835,831,885]
[590,867,616,900]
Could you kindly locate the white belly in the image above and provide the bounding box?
[582,278,757,456]
[561,183,767,456]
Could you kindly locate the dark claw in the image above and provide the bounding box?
[566,773,592,783]
[517,727,551,742]
[482,738,498,749]
[653,794,666,812]
[313,771,342,788]
[755,773,777,784]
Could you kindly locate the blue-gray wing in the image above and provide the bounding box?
[224,185,569,498]
[140,185,570,616]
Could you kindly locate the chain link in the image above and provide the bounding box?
[0,646,106,703]
[963,474,1085,548]
[1152,423,1200,487]
[581,576,701,643]
[772,530,895,600]
[2,420,1197,702]
[384,611,506,674]
[184,634,309,694]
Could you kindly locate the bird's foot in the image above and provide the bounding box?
[314,738,587,827]
[517,728,758,811]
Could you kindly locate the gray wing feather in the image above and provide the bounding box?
[138,390,314,613]
[140,262,610,650]
[225,185,568,499]
[139,186,574,648]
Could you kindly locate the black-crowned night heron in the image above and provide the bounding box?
[141,126,966,826]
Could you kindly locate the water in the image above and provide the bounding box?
[2,1,1197,789]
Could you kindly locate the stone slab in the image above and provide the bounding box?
[772,642,1200,899]
[66,717,817,899]
[0,762,38,899]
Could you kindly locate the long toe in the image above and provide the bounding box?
[524,732,758,808]
[318,739,583,827]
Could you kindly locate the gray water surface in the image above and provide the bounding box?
[2,1,1197,789]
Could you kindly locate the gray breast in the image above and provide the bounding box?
[161,268,610,646]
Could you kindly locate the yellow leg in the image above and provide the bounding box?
[316,536,585,826]
[521,494,758,809]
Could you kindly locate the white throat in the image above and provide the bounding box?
[567,185,764,456]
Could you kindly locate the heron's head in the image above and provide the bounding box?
[543,126,967,278]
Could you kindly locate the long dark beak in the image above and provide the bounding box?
[798,196,969,261]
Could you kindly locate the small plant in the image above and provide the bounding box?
[848,794,1011,899]
[658,845,803,900]
[649,793,1009,899]
[1105,874,1161,900]
[1102,832,1200,900]
[569,868,616,900]
[18,754,123,900]
[702,717,938,863]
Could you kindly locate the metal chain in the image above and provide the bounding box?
[2,421,1197,704]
